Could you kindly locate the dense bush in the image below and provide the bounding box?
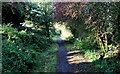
[2,2,57,73]
[1,24,50,72]
[2,24,49,49]
[2,39,42,72]
[93,57,120,72]
[73,35,120,72]
[2,2,31,25]
[2,2,54,38]
[66,37,76,43]
[74,35,99,51]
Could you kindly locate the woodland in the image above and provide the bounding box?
[1,2,120,73]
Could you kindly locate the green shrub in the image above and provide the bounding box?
[1,24,50,72]
[74,39,98,51]
[2,24,49,50]
[49,28,58,38]
[73,35,120,73]
[66,37,76,43]
[94,58,120,72]
[2,39,42,72]
[84,50,99,61]
[55,30,61,35]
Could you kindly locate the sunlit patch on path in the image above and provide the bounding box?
[57,36,98,72]
[67,50,92,64]
[66,50,98,72]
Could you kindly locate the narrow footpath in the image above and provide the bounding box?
[56,36,98,72]
[57,36,74,72]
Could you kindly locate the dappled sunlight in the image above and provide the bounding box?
[65,49,97,72]
[67,50,92,64]
[67,56,86,64]
[54,23,73,40]
[2,2,120,73]
[67,50,81,54]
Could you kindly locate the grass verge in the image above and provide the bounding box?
[34,42,59,72]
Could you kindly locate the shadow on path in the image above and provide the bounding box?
[57,36,74,72]
[56,35,99,73]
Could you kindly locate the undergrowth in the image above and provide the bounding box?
[1,24,58,73]
[65,36,120,73]
[36,43,58,72]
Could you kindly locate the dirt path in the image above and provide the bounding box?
[56,36,98,72]
[56,36,74,72]
[67,50,98,72]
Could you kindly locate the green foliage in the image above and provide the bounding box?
[74,40,98,51]
[1,24,49,51]
[73,36,99,61]
[84,50,99,61]
[49,28,58,39]
[2,2,56,73]
[2,2,120,73]
[54,2,120,55]
[108,44,116,51]
[55,30,61,35]
[94,58,120,72]
[2,39,41,72]
[29,2,53,25]
[66,37,76,43]
[39,43,59,72]
[72,35,120,72]
[1,24,50,72]
[53,2,120,73]
[2,2,54,38]
[2,2,31,25]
